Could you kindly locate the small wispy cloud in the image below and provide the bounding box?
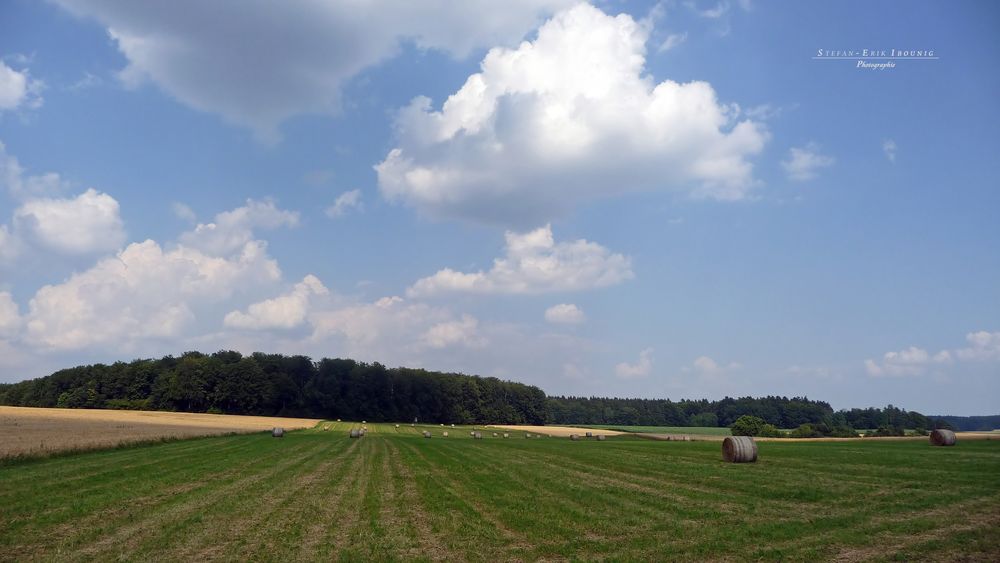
[68,72,102,92]
[657,32,688,53]
[303,169,335,187]
[171,202,197,223]
[743,104,783,121]
[325,189,363,218]
[616,348,653,379]
[882,139,897,163]
[686,355,742,377]
[782,143,835,182]
[686,1,729,19]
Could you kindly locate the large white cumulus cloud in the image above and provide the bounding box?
[224,274,328,330]
[179,199,299,256]
[408,224,632,296]
[308,296,487,361]
[0,292,21,337]
[1,142,123,261]
[24,239,281,350]
[52,0,571,140]
[376,3,767,226]
[14,188,126,254]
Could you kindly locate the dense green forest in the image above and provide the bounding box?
[0,350,975,430]
[0,351,547,424]
[545,396,945,433]
[928,415,1000,432]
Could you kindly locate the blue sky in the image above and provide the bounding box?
[1,0,997,415]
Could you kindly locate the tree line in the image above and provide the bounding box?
[0,351,547,424]
[546,395,836,428]
[926,414,999,432]
[0,350,966,430]
[546,396,952,434]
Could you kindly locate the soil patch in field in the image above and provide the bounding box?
[0,406,320,458]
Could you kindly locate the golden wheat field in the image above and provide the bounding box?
[0,406,320,458]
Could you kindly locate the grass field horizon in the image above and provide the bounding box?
[3,420,999,561]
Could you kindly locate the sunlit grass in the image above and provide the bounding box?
[1,422,997,561]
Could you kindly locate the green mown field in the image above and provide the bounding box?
[2,422,998,561]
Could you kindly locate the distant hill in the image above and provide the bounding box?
[928,415,1000,431]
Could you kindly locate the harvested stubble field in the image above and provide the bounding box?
[0,406,320,459]
[489,424,627,437]
[574,424,734,437]
[2,422,999,561]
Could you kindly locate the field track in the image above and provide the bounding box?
[2,422,999,561]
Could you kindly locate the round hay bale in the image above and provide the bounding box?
[930,429,957,446]
[451,423,455,427]
[596,435,606,441]
[525,433,531,438]
[272,427,285,438]
[323,425,330,431]
[423,431,432,438]
[570,434,580,441]
[722,436,757,463]
[350,429,360,438]
[395,424,400,428]
[443,431,449,437]
[492,432,498,437]
[585,432,593,438]
[474,431,483,440]
[470,431,475,436]
[503,433,509,438]
[362,420,366,424]
[359,429,366,437]
[336,418,341,422]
